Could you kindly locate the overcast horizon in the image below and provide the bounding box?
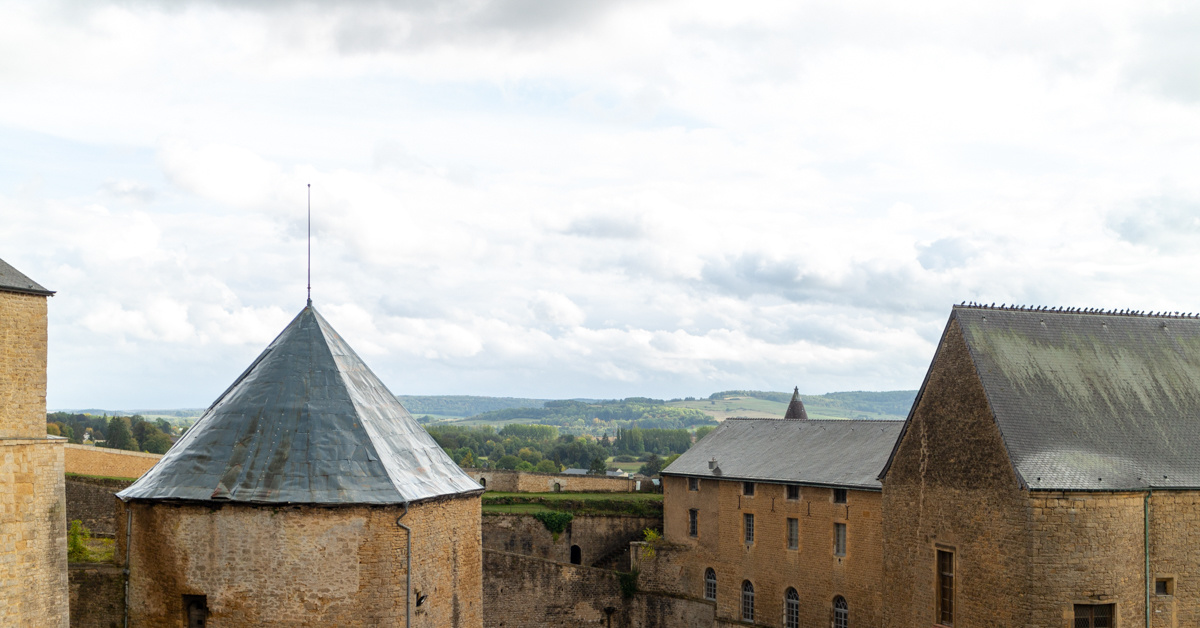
[7,0,1200,409]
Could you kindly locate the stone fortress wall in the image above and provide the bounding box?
[65,444,161,479]
[483,514,659,568]
[467,468,636,493]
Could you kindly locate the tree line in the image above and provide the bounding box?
[47,412,180,455]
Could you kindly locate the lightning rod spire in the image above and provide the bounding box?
[307,184,312,307]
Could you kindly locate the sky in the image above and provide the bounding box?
[5,0,1200,409]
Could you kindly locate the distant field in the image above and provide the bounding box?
[608,460,645,473]
[669,397,785,419]
[670,392,913,421]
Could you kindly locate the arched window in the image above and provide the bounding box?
[833,596,848,628]
[704,568,717,601]
[785,588,799,628]
[570,545,582,565]
[553,482,562,492]
[741,581,755,622]
[479,477,486,488]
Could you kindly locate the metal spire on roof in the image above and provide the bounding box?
[307,184,312,307]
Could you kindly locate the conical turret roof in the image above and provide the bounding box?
[783,386,808,420]
[118,305,482,504]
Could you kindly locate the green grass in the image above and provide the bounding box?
[482,503,556,515]
[608,461,645,473]
[669,397,786,419]
[65,471,140,482]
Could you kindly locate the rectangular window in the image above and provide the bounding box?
[688,477,699,491]
[787,518,799,550]
[744,513,755,544]
[743,481,755,496]
[834,522,846,556]
[183,595,208,628]
[1156,578,1174,595]
[1073,604,1113,628]
[786,485,800,500]
[937,549,954,625]
[833,488,847,503]
[688,509,698,537]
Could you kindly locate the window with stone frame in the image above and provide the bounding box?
[785,587,800,628]
[688,509,698,537]
[833,596,848,628]
[937,549,954,625]
[786,484,800,500]
[688,477,699,491]
[1073,604,1112,628]
[744,513,755,544]
[704,568,717,600]
[833,488,847,503]
[787,518,799,550]
[834,522,846,556]
[743,481,755,496]
[741,580,755,622]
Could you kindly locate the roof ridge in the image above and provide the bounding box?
[954,302,1200,319]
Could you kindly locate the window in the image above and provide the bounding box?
[570,545,582,565]
[833,596,848,628]
[741,581,755,622]
[937,549,954,625]
[183,595,207,628]
[743,481,755,496]
[744,513,755,544]
[479,477,486,487]
[1156,578,1175,595]
[785,588,800,628]
[787,485,800,500]
[704,568,717,600]
[689,509,698,537]
[833,488,847,503]
[1073,604,1113,628]
[834,523,846,556]
[689,477,700,491]
[787,518,799,550]
[553,482,562,492]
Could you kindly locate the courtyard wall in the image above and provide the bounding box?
[468,468,635,493]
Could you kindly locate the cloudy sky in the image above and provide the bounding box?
[5,0,1200,409]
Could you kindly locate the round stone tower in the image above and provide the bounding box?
[117,305,483,627]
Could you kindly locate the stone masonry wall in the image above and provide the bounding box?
[1148,491,1200,628]
[118,495,482,627]
[483,549,715,628]
[0,439,69,628]
[65,444,162,480]
[467,468,635,493]
[881,318,1032,628]
[483,514,660,567]
[66,476,132,536]
[0,290,48,438]
[659,473,884,627]
[69,563,125,628]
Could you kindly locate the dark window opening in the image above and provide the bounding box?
[743,481,755,496]
[744,513,755,545]
[937,549,954,625]
[834,523,846,557]
[741,580,755,622]
[1156,578,1174,596]
[1073,604,1113,628]
[570,545,582,564]
[787,485,800,500]
[704,568,717,601]
[553,482,562,492]
[833,596,848,628]
[183,595,208,628]
[787,518,799,550]
[833,488,847,503]
[689,477,699,491]
[688,509,698,537]
[785,587,800,628]
[479,477,486,488]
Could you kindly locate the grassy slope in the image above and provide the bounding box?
[668,392,915,421]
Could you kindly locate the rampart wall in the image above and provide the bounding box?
[69,563,125,628]
[66,476,133,536]
[483,514,659,567]
[467,468,635,493]
[65,444,161,479]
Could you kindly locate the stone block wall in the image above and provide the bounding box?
[0,438,69,628]
[118,495,482,627]
[0,291,48,438]
[1149,491,1200,628]
[482,514,660,567]
[66,476,132,536]
[660,473,884,628]
[482,549,715,627]
[69,563,125,628]
[467,468,635,493]
[65,444,161,480]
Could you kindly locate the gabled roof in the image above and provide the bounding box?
[118,305,482,504]
[0,257,53,296]
[663,418,903,490]
[889,305,1200,491]
[783,387,808,420]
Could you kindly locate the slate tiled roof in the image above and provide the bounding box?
[118,305,482,504]
[0,257,53,296]
[783,386,809,420]
[952,305,1200,491]
[662,418,903,490]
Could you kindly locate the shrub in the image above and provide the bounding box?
[617,569,639,598]
[531,510,574,540]
[67,520,91,562]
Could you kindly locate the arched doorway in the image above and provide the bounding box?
[570,545,582,565]
[479,477,486,488]
[553,482,562,492]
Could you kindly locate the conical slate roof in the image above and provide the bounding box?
[783,387,808,420]
[118,305,482,504]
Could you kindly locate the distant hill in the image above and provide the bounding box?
[677,390,918,421]
[395,395,551,418]
[51,408,206,420]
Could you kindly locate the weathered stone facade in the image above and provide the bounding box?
[69,563,125,628]
[0,288,68,627]
[66,476,133,536]
[468,468,636,493]
[653,475,883,627]
[483,514,659,567]
[65,444,161,479]
[118,495,482,627]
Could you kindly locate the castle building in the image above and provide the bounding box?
[659,388,902,628]
[0,258,66,627]
[882,305,1200,627]
[116,304,484,627]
